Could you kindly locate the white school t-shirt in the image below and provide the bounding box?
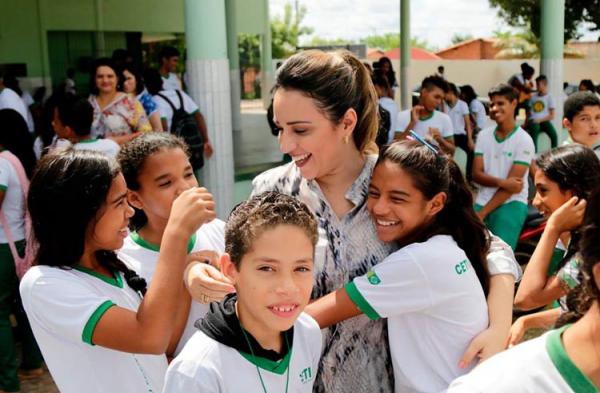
[474,126,535,206]
[0,156,25,243]
[447,99,470,136]
[447,326,597,393]
[469,99,488,130]
[153,90,199,132]
[73,138,120,158]
[396,109,454,142]
[528,92,555,122]
[163,313,323,393]
[0,88,29,128]
[19,263,168,393]
[162,72,182,91]
[345,235,488,393]
[118,219,225,356]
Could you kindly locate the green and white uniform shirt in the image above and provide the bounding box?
[0,155,25,243]
[396,109,454,143]
[118,219,225,356]
[528,92,555,122]
[163,313,322,392]
[345,235,488,393]
[557,254,583,311]
[474,126,535,207]
[448,325,597,393]
[19,262,168,393]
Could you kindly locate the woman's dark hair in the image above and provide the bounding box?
[377,140,491,295]
[0,109,36,178]
[143,68,164,96]
[579,79,596,93]
[535,144,600,272]
[89,57,120,96]
[377,56,396,87]
[120,63,144,95]
[275,50,379,154]
[118,132,190,230]
[225,191,318,268]
[459,84,477,104]
[28,149,147,294]
[556,186,600,327]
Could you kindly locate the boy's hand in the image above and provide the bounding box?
[429,127,442,142]
[410,105,425,124]
[499,177,523,193]
[548,196,586,233]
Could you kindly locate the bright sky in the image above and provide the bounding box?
[269,0,600,51]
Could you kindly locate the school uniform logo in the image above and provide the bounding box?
[454,259,470,275]
[299,367,313,384]
[532,100,545,113]
[366,271,381,285]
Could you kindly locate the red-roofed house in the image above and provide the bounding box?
[384,47,441,60]
[435,38,499,60]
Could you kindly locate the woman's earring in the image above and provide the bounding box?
[344,135,350,144]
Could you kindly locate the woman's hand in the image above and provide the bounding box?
[507,317,527,348]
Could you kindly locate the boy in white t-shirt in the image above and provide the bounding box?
[562,91,600,155]
[395,75,456,155]
[526,75,558,151]
[164,192,323,393]
[53,95,120,158]
[446,82,474,179]
[159,46,183,91]
[473,84,535,249]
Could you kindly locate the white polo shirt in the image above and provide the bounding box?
[163,313,322,392]
[73,138,120,158]
[0,155,25,243]
[447,326,597,393]
[396,109,454,145]
[469,99,488,130]
[447,99,470,136]
[474,126,535,206]
[346,235,489,393]
[529,92,555,122]
[118,219,225,356]
[161,72,182,91]
[20,262,168,393]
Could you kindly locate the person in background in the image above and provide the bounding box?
[2,75,35,133]
[372,72,398,146]
[436,65,446,80]
[120,64,163,132]
[446,83,474,179]
[375,56,397,98]
[0,73,31,133]
[526,74,558,151]
[159,46,183,91]
[88,58,151,144]
[460,84,488,136]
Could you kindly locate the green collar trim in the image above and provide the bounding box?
[494,125,520,143]
[74,265,123,288]
[418,111,434,121]
[77,137,98,144]
[238,347,292,375]
[130,230,197,253]
[546,325,598,393]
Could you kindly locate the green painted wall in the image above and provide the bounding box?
[0,0,265,80]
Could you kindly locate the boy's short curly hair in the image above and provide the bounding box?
[225,191,319,268]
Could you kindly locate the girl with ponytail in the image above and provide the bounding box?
[306,140,491,393]
[19,148,215,392]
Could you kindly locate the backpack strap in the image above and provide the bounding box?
[157,93,178,112]
[175,90,185,110]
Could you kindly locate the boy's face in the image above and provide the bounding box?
[224,224,314,334]
[162,56,179,72]
[536,80,547,94]
[420,86,445,112]
[52,108,71,139]
[564,105,600,147]
[489,95,516,125]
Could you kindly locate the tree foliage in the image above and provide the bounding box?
[451,33,474,45]
[271,1,314,58]
[489,0,600,42]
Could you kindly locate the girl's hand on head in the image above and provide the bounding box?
[168,187,216,236]
[547,196,586,233]
[458,326,508,369]
[185,262,235,304]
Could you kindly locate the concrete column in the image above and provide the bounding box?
[260,0,273,108]
[94,0,105,57]
[540,0,565,141]
[184,0,235,219]
[400,0,411,110]
[225,0,242,134]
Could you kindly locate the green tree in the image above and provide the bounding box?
[358,33,435,52]
[489,0,600,41]
[306,37,353,46]
[450,33,474,45]
[271,1,314,58]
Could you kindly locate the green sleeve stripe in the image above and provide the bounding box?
[513,160,531,167]
[474,152,483,156]
[0,184,7,191]
[82,300,115,345]
[344,281,380,321]
[444,136,454,141]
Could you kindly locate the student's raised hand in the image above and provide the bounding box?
[499,177,523,193]
[547,196,586,233]
[459,326,508,368]
[168,187,216,237]
[411,105,425,124]
[185,263,235,304]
